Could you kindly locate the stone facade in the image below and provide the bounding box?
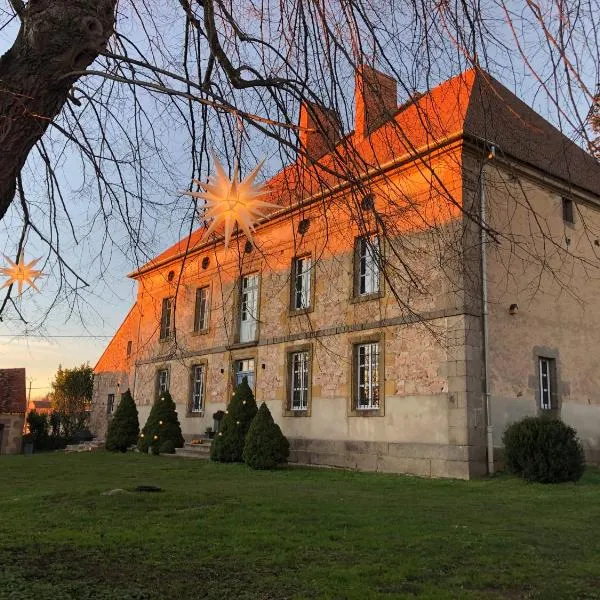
[463,155,600,465]
[91,68,600,477]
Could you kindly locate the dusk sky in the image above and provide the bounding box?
[0,3,596,399]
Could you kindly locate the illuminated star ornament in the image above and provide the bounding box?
[183,155,279,248]
[0,253,44,295]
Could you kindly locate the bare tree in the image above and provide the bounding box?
[0,0,599,331]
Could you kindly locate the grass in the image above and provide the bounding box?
[1,452,599,600]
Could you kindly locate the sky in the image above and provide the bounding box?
[0,1,597,399]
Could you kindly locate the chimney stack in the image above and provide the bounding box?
[298,101,341,164]
[355,65,398,141]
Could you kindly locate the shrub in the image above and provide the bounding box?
[243,402,289,470]
[211,377,257,462]
[159,439,176,454]
[138,391,184,455]
[106,389,140,452]
[72,428,94,443]
[503,416,585,483]
[26,410,48,443]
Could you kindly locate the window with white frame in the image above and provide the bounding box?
[160,297,174,340]
[292,256,312,310]
[539,357,555,410]
[107,393,115,415]
[157,369,169,396]
[234,358,255,390]
[194,286,210,332]
[290,351,309,410]
[355,342,380,409]
[191,364,206,413]
[356,235,380,296]
[239,274,259,343]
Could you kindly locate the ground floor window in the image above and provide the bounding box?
[234,358,255,390]
[157,369,169,397]
[539,357,556,410]
[191,365,206,413]
[355,342,380,410]
[107,393,115,415]
[290,351,309,411]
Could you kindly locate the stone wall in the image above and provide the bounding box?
[0,414,25,454]
[93,149,490,477]
[464,153,600,464]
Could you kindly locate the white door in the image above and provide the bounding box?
[239,274,259,342]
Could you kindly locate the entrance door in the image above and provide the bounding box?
[0,424,4,455]
[234,358,255,390]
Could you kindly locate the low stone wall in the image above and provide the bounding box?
[288,437,487,479]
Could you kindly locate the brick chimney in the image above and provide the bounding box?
[298,101,341,163]
[355,65,398,141]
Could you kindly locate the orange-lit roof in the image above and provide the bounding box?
[133,68,600,276]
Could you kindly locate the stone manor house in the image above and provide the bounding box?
[91,67,600,478]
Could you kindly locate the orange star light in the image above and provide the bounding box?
[0,253,44,295]
[183,155,279,248]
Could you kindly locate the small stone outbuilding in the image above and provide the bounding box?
[0,368,26,454]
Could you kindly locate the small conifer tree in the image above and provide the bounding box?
[106,389,139,452]
[243,402,290,469]
[138,391,184,454]
[211,377,258,462]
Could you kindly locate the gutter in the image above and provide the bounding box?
[479,156,494,475]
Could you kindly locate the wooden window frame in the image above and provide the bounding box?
[188,361,208,416]
[106,393,115,416]
[159,297,174,341]
[235,273,261,345]
[351,234,384,302]
[348,333,385,417]
[155,367,170,400]
[193,285,211,334]
[283,344,313,417]
[289,255,315,315]
[562,197,575,225]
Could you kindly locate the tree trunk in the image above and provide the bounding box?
[0,0,117,220]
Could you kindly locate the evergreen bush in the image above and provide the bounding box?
[138,391,184,455]
[211,377,257,462]
[503,415,585,483]
[243,402,290,470]
[106,389,140,452]
[26,411,48,444]
[159,439,176,454]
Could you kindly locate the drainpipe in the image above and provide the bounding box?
[479,157,494,475]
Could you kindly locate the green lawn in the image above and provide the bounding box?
[1,453,599,600]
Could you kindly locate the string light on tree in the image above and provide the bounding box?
[183,154,279,249]
[0,253,44,295]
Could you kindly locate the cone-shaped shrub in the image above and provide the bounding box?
[243,402,289,469]
[138,391,184,455]
[106,389,139,452]
[211,377,257,462]
[503,415,585,483]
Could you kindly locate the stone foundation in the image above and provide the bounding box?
[288,438,487,479]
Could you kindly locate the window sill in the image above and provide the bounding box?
[158,336,174,344]
[289,306,313,317]
[283,408,311,417]
[228,340,258,350]
[190,328,210,337]
[349,407,384,417]
[350,291,384,304]
[186,410,205,418]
